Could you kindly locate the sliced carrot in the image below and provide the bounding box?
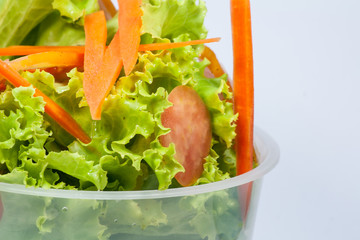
[200,46,233,102]
[200,46,226,78]
[231,0,254,175]
[0,46,85,56]
[8,51,84,72]
[83,11,107,120]
[0,51,83,82]
[138,38,221,52]
[0,59,91,144]
[98,0,117,19]
[0,38,221,56]
[90,31,123,120]
[117,0,143,75]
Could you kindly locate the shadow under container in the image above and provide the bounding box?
[0,127,279,240]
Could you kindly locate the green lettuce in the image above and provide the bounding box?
[0,0,54,48]
[0,0,244,239]
[0,0,100,48]
[141,0,208,40]
[0,0,237,191]
[52,0,99,24]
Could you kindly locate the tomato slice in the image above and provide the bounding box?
[0,81,5,92]
[160,85,212,186]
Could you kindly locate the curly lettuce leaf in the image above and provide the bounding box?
[0,0,53,48]
[45,151,107,190]
[192,59,238,148]
[29,11,86,46]
[52,0,99,24]
[21,0,102,46]
[101,199,167,236]
[0,86,54,187]
[142,0,207,41]
[37,198,107,240]
[179,190,242,240]
[21,67,183,190]
[0,192,49,240]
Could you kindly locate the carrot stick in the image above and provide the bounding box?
[90,31,123,120]
[83,11,107,120]
[0,59,91,144]
[0,46,86,56]
[231,0,254,175]
[138,38,221,52]
[0,38,221,56]
[98,0,117,19]
[8,51,84,71]
[200,46,233,97]
[200,46,226,78]
[117,0,143,75]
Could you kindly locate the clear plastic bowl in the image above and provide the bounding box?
[0,127,279,240]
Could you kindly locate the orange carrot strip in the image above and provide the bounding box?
[91,31,123,120]
[200,46,233,102]
[98,0,117,19]
[0,46,85,56]
[117,0,142,75]
[0,59,91,144]
[83,11,107,120]
[200,46,226,78]
[0,38,221,56]
[231,0,254,175]
[138,37,221,52]
[8,51,84,71]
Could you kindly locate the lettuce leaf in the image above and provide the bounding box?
[52,0,99,24]
[142,0,207,40]
[0,86,52,187]
[30,11,87,46]
[0,0,236,192]
[37,198,107,240]
[0,0,54,48]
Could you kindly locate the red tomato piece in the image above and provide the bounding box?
[0,81,5,92]
[160,85,212,186]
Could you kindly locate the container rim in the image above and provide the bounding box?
[0,127,279,200]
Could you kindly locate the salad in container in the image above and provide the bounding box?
[0,0,279,239]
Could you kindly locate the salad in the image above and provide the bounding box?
[0,0,256,239]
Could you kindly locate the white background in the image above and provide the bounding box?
[113,0,360,239]
[205,0,360,239]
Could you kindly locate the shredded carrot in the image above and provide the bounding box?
[98,0,117,19]
[200,46,233,102]
[139,38,221,52]
[117,0,143,75]
[231,0,254,175]
[200,46,226,78]
[0,46,85,56]
[83,11,107,120]
[0,59,91,144]
[90,31,123,120]
[8,51,84,72]
[0,38,221,56]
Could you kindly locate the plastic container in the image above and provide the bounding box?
[0,127,278,240]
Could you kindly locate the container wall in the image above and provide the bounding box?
[0,179,263,240]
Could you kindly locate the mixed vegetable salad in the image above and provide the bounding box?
[0,0,257,239]
[0,0,255,192]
